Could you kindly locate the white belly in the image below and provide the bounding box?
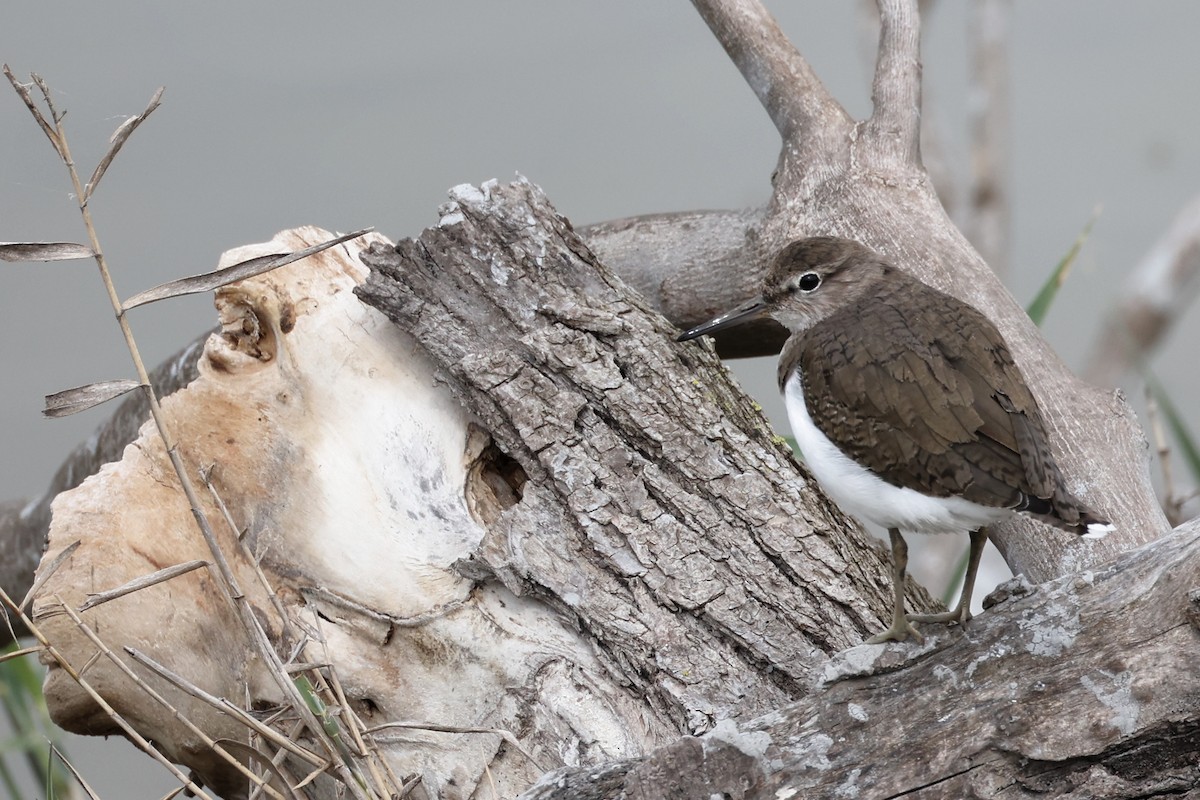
[782,371,1010,534]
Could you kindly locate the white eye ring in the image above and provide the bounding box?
[793,272,821,292]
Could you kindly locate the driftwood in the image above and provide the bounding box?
[0,1,1167,621]
[32,180,1200,799]
[8,0,1194,797]
[32,180,916,798]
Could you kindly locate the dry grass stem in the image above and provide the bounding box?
[123,646,327,770]
[54,598,288,800]
[248,720,309,800]
[485,763,499,800]
[0,644,43,663]
[2,65,64,158]
[201,467,292,636]
[306,610,402,797]
[302,667,393,799]
[51,743,104,800]
[0,586,209,795]
[5,70,376,798]
[212,740,300,800]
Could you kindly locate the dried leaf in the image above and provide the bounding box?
[0,241,94,263]
[122,227,373,309]
[83,86,165,203]
[44,380,140,418]
[78,559,208,612]
[20,540,81,611]
[3,64,64,159]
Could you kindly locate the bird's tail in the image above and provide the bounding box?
[1017,494,1113,539]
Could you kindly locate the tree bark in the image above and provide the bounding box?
[521,519,1200,800]
[355,177,910,678]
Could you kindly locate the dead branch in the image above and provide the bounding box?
[1085,192,1200,386]
[965,0,1012,275]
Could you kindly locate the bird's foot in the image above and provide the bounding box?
[908,605,972,627]
[866,614,924,644]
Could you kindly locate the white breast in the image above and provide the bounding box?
[782,371,1011,535]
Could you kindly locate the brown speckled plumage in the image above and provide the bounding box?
[679,236,1110,642]
[773,241,1100,534]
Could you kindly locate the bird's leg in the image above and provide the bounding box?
[909,527,989,626]
[866,528,923,644]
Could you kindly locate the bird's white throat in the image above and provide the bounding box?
[782,371,1011,535]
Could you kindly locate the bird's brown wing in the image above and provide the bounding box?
[791,277,1058,510]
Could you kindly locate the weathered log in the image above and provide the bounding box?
[522,521,1200,799]
[35,180,936,798]
[30,176,1199,800]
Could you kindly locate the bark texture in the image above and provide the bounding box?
[356,178,910,687]
[523,520,1200,799]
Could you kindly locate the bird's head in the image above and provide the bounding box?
[677,236,888,341]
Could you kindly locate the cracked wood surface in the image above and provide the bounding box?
[356,179,927,727]
[522,521,1200,799]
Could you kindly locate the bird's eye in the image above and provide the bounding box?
[797,272,821,292]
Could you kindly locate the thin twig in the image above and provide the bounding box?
[200,466,292,636]
[365,721,546,774]
[248,720,308,800]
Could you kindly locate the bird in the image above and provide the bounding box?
[677,236,1112,643]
